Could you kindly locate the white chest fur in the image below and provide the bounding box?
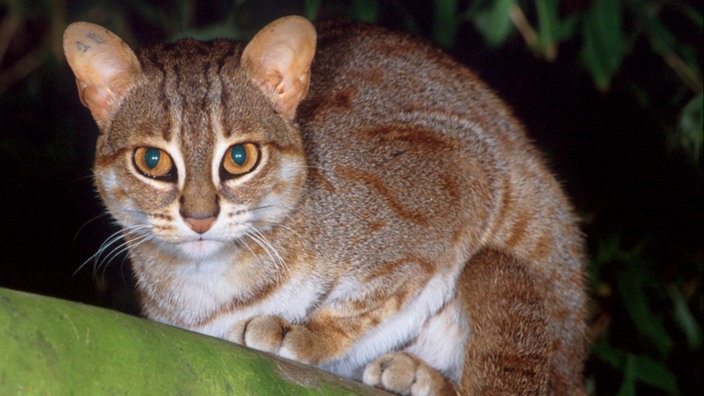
[321,270,467,381]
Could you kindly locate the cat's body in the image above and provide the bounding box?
[64,16,586,395]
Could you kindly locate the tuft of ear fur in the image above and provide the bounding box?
[63,22,141,128]
[241,16,317,120]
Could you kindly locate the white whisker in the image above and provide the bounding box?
[73,213,112,243]
[236,235,257,257]
[97,232,154,279]
[74,224,153,277]
[245,203,305,241]
[99,232,151,270]
[245,226,291,282]
[256,219,304,240]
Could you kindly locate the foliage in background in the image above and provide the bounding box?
[428,0,701,163]
[1,1,701,395]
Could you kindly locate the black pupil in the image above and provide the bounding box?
[231,145,246,166]
[145,148,160,169]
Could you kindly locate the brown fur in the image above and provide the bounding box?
[64,16,587,395]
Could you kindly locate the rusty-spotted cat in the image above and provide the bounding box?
[63,16,587,395]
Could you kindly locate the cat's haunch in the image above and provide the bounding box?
[64,15,587,395]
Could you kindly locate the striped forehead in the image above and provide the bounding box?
[138,40,242,156]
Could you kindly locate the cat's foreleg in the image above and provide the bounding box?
[229,316,460,395]
[229,315,333,364]
[227,271,441,366]
[228,312,371,365]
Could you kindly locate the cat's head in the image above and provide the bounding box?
[63,16,316,259]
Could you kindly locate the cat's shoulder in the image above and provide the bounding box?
[311,18,477,90]
[314,19,444,58]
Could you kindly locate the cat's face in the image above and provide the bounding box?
[95,51,307,260]
[63,19,317,260]
[64,17,316,260]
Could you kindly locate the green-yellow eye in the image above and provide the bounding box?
[222,143,259,177]
[133,147,175,180]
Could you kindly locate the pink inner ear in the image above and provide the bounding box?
[63,22,141,124]
[79,80,118,123]
[241,16,317,120]
[76,79,90,108]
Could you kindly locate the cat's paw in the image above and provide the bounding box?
[230,316,288,353]
[229,316,319,364]
[363,352,457,396]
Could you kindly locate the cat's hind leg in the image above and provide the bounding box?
[457,248,552,395]
[364,248,556,396]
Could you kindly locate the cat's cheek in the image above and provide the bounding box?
[95,168,145,225]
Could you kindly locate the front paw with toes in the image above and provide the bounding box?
[363,352,457,396]
[228,315,317,364]
[230,315,288,353]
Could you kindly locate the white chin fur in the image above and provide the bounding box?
[176,240,226,259]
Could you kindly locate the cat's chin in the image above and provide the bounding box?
[175,240,227,260]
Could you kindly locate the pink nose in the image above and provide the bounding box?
[184,216,216,234]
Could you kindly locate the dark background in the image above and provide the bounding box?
[1,1,701,394]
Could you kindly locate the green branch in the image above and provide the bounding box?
[0,287,386,395]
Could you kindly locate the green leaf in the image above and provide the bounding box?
[534,0,578,55]
[678,92,703,162]
[592,342,627,368]
[472,0,516,48]
[616,354,637,396]
[387,1,420,35]
[304,0,323,20]
[555,13,579,42]
[433,0,460,48]
[669,284,704,348]
[593,343,678,394]
[631,353,678,393]
[642,9,679,57]
[535,0,558,59]
[350,0,379,24]
[130,0,164,26]
[681,3,704,29]
[175,0,194,32]
[617,263,672,357]
[580,0,629,90]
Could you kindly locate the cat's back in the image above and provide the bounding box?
[298,20,524,148]
[294,22,586,392]
[295,20,574,254]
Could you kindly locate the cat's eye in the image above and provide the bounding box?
[221,143,260,178]
[133,147,176,181]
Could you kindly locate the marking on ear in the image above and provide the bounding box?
[63,22,142,126]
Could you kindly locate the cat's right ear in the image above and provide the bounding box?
[241,16,316,120]
[63,22,141,127]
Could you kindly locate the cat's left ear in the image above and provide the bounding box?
[63,22,142,127]
[241,16,317,120]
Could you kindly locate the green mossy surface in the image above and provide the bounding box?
[0,287,384,396]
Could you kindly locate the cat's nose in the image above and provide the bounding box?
[184,216,217,234]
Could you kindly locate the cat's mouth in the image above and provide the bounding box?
[176,238,227,259]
